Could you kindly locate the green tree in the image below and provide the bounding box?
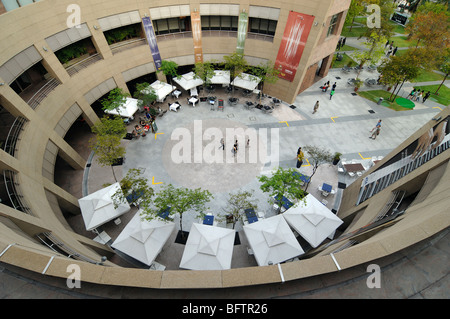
[101,88,130,116]
[157,60,179,88]
[133,82,158,110]
[111,168,154,209]
[435,52,450,94]
[89,134,125,182]
[222,190,258,229]
[223,52,248,95]
[91,115,127,138]
[142,184,213,239]
[302,145,334,192]
[258,167,306,215]
[250,61,280,103]
[193,60,215,90]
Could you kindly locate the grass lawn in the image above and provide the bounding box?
[337,44,358,51]
[330,53,357,69]
[388,35,418,48]
[341,26,368,38]
[411,84,450,107]
[412,70,445,83]
[358,89,413,111]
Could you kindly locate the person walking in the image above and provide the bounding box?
[322,81,330,92]
[408,88,416,100]
[392,46,398,56]
[423,91,431,103]
[332,82,337,90]
[342,37,346,46]
[337,38,342,50]
[312,101,319,114]
[296,147,304,168]
[219,138,225,150]
[370,120,382,139]
[329,88,335,100]
[416,90,423,102]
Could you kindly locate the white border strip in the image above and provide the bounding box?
[42,256,56,274]
[330,253,341,271]
[277,263,285,282]
[0,244,15,258]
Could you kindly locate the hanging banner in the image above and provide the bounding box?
[275,11,315,82]
[236,12,248,54]
[142,17,162,69]
[191,11,203,63]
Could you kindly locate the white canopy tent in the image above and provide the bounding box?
[179,223,235,270]
[173,71,204,91]
[231,73,261,91]
[78,183,130,231]
[282,194,343,248]
[210,70,230,85]
[243,214,304,266]
[111,210,175,266]
[104,97,139,119]
[148,80,176,102]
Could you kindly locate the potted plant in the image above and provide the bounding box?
[332,152,342,165]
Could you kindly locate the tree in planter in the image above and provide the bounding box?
[157,60,179,88]
[141,184,213,241]
[133,82,158,111]
[250,61,280,104]
[101,88,130,117]
[111,168,154,209]
[193,60,215,92]
[258,167,307,215]
[223,52,248,95]
[222,190,258,229]
[332,152,342,165]
[91,115,127,138]
[302,145,334,192]
[89,134,125,183]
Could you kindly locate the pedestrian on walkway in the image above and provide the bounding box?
[332,82,337,90]
[219,138,225,150]
[232,142,238,157]
[408,88,416,100]
[322,81,330,92]
[312,101,319,114]
[342,37,346,46]
[329,88,335,100]
[416,90,423,102]
[385,39,390,47]
[423,91,431,103]
[370,126,381,139]
[337,38,342,51]
[392,46,398,56]
[296,147,304,168]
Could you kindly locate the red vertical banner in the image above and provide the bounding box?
[191,11,203,63]
[275,11,315,82]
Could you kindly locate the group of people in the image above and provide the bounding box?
[336,37,347,50]
[408,88,431,103]
[385,40,398,57]
[320,81,337,100]
[132,111,157,138]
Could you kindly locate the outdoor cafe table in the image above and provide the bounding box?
[245,208,258,224]
[274,195,294,210]
[203,215,214,225]
[322,183,332,193]
[170,102,181,112]
[343,163,365,173]
[189,97,198,107]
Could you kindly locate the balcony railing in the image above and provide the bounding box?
[65,53,103,76]
[246,32,275,43]
[26,77,61,110]
[3,116,27,157]
[202,30,238,38]
[110,38,147,55]
[156,31,193,42]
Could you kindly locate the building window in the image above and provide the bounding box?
[1,0,40,12]
[327,13,340,37]
[201,16,238,31]
[249,18,277,36]
[153,17,190,35]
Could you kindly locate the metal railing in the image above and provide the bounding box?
[65,53,103,76]
[246,32,275,43]
[110,38,147,55]
[156,31,193,42]
[26,77,61,110]
[202,30,238,38]
[3,116,27,157]
[3,170,33,214]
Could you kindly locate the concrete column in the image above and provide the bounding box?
[34,41,70,85]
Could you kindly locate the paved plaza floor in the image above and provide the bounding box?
[2,67,448,299]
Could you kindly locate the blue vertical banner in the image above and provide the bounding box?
[142,16,162,69]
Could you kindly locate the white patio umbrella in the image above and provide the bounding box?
[231,73,261,91]
[210,70,230,85]
[173,71,204,91]
[180,223,235,270]
[243,214,304,266]
[282,194,343,248]
[78,183,130,231]
[111,211,175,266]
[148,80,176,102]
[104,97,139,119]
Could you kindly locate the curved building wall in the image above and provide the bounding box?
[2,0,448,290]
